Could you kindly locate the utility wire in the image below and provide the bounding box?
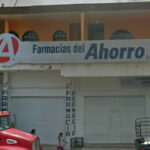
[9,0,12,6]
[16,0,22,6]
[14,0,17,6]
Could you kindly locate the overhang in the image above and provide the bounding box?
[0,2,150,17]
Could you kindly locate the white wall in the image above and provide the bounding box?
[8,71,150,139]
[60,62,150,77]
[1,62,150,77]
[9,71,69,97]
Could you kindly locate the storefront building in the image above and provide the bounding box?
[0,2,150,146]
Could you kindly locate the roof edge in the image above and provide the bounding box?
[0,2,150,15]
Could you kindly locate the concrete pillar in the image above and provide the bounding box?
[76,91,84,137]
[81,12,85,41]
[65,79,78,149]
[76,79,84,137]
[4,19,9,33]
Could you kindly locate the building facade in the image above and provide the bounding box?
[0,2,150,146]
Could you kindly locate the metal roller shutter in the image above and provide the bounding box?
[11,97,65,144]
[85,96,145,144]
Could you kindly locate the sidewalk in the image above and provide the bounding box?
[42,144,136,150]
[42,145,81,150]
[42,146,81,150]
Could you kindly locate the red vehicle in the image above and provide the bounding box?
[0,111,42,150]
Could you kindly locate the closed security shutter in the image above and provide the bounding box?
[85,96,145,144]
[12,97,65,144]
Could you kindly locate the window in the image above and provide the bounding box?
[22,31,39,41]
[88,23,104,40]
[70,23,80,41]
[53,30,67,41]
[110,29,134,40]
[9,31,19,38]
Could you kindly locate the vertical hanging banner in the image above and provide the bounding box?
[2,81,8,111]
[65,81,76,140]
[65,82,72,137]
[71,90,76,137]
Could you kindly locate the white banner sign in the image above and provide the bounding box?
[0,33,150,66]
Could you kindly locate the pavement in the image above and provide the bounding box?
[42,144,136,150]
